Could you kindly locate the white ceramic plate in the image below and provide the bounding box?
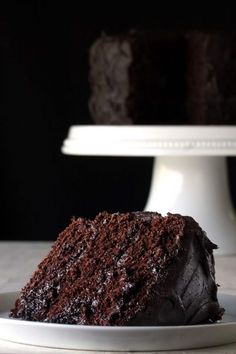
[0,292,235,351]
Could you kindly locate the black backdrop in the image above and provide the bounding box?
[1,5,236,240]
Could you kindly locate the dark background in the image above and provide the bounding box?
[1,5,236,240]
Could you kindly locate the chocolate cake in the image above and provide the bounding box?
[10,211,223,325]
[89,30,236,125]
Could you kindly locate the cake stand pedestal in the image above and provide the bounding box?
[62,126,236,255]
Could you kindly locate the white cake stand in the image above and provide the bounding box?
[62,126,236,255]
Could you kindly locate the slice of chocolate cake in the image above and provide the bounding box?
[10,211,224,325]
[89,30,236,125]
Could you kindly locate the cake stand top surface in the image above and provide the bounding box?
[62,125,236,157]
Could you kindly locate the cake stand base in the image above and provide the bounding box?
[145,156,236,255]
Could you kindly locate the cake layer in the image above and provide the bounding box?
[10,211,223,325]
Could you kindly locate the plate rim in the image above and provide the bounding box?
[0,291,235,331]
[0,291,236,351]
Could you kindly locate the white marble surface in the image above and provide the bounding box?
[0,242,236,354]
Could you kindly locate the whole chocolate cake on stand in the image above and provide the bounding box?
[88,30,236,126]
[62,30,236,255]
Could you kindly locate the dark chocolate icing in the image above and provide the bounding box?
[128,228,223,325]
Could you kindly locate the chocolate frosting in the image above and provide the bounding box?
[128,227,223,325]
